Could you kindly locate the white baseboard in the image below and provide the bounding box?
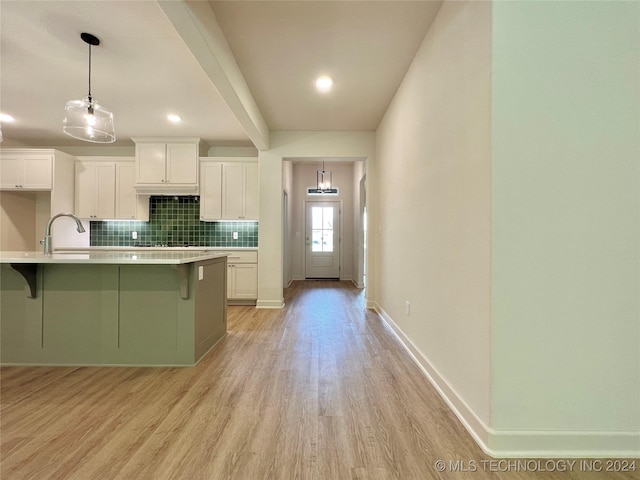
[351,279,365,288]
[373,303,640,459]
[256,299,285,309]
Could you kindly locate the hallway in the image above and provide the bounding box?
[1,282,631,479]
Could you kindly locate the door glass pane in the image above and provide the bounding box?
[312,207,322,229]
[322,230,333,252]
[310,205,334,252]
[323,207,333,229]
[312,230,323,252]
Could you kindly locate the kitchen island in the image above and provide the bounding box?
[0,251,227,366]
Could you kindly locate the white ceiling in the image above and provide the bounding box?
[210,0,441,132]
[0,0,441,149]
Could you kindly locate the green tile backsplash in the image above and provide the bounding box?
[90,196,258,247]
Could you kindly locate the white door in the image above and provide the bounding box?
[305,201,340,279]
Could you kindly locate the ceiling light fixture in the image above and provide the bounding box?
[167,114,182,123]
[63,33,115,143]
[315,75,333,93]
[309,161,338,194]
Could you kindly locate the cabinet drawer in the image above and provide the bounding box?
[224,251,257,264]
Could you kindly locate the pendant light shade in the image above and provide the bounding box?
[63,33,115,143]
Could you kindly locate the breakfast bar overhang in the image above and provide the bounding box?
[0,251,228,366]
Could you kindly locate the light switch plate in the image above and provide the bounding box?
[198,266,204,280]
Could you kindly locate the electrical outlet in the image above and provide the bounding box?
[232,231,239,240]
[405,301,411,316]
[132,231,137,240]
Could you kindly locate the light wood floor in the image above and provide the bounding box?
[1,281,635,480]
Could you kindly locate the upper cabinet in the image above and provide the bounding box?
[0,148,79,249]
[133,138,200,194]
[200,158,259,221]
[222,162,258,220]
[116,162,145,220]
[200,162,223,220]
[0,151,53,190]
[75,162,116,219]
[75,158,149,221]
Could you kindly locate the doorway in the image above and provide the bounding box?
[305,201,340,279]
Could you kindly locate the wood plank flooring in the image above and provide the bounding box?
[1,281,635,479]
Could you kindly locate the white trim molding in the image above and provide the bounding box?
[373,303,640,459]
[256,299,285,309]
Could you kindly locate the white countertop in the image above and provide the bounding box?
[0,251,228,265]
[57,246,258,252]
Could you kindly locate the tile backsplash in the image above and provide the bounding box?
[90,196,258,247]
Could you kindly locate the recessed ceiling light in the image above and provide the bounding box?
[0,113,16,123]
[315,76,333,93]
[167,114,182,123]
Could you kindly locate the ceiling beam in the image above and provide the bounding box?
[157,0,270,150]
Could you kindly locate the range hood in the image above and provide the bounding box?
[134,184,199,195]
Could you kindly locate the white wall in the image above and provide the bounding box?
[375,0,492,441]
[490,0,640,455]
[290,161,354,281]
[0,191,36,250]
[376,0,639,457]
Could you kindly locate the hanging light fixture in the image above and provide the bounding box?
[309,161,338,194]
[63,33,115,143]
[317,161,332,192]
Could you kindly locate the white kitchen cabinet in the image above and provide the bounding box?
[225,250,258,303]
[199,158,258,221]
[75,161,116,219]
[199,162,223,220]
[134,139,199,192]
[116,162,149,220]
[0,148,79,249]
[75,158,149,221]
[0,152,53,190]
[222,162,258,220]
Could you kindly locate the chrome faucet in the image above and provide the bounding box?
[42,213,86,254]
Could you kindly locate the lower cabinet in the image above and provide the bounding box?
[225,250,258,304]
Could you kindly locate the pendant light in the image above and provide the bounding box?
[309,161,337,194]
[63,33,115,143]
[317,161,332,192]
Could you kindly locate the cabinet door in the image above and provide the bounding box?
[227,264,234,298]
[22,156,53,189]
[0,157,23,188]
[75,162,97,218]
[231,263,258,299]
[166,143,197,185]
[200,162,222,221]
[244,163,259,220]
[76,162,115,219]
[136,143,166,184]
[115,163,137,219]
[95,163,116,219]
[222,163,245,219]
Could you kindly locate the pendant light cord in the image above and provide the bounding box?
[87,43,92,103]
